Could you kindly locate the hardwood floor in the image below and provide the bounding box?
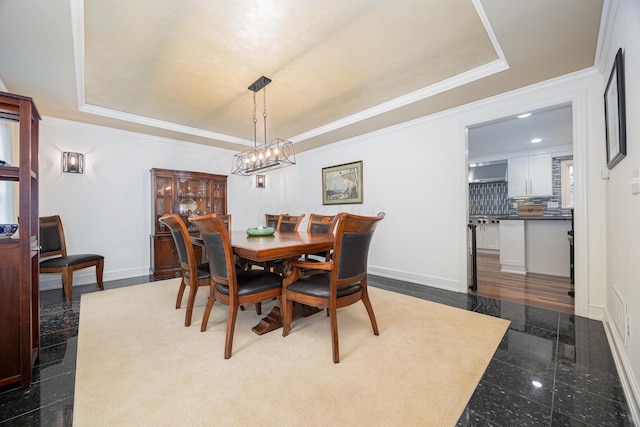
[470,252,575,313]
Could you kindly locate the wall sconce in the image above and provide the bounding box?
[62,152,84,174]
[256,175,266,188]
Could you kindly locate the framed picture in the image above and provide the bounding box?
[604,48,627,170]
[256,174,265,188]
[322,161,363,205]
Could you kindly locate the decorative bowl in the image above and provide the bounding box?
[246,226,275,236]
[0,223,19,238]
[178,198,198,214]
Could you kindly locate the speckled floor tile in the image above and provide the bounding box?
[0,275,634,427]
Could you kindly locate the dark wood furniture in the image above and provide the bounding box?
[189,214,283,359]
[39,215,105,302]
[192,230,335,335]
[0,91,40,388]
[276,214,305,232]
[305,213,337,261]
[264,213,281,228]
[230,230,333,264]
[158,214,210,327]
[282,212,385,363]
[150,168,226,280]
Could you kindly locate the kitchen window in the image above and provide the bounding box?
[561,159,574,208]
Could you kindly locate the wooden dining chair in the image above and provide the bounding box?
[189,214,282,359]
[276,214,306,232]
[264,213,282,229]
[159,214,211,327]
[305,213,337,262]
[39,215,104,302]
[281,212,385,363]
[219,214,232,231]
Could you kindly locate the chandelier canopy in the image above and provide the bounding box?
[231,76,296,176]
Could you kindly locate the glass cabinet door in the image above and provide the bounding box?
[212,181,226,214]
[176,177,210,215]
[154,175,173,233]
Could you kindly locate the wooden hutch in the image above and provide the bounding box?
[150,168,227,279]
[0,91,40,388]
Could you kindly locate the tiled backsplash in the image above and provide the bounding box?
[469,181,509,215]
[469,155,573,217]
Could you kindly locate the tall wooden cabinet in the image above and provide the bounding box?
[0,91,40,388]
[150,168,227,280]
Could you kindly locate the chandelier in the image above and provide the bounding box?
[231,76,296,176]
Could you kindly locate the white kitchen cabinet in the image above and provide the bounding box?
[526,220,571,277]
[508,154,552,198]
[478,222,500,251]
[499,220,526,274]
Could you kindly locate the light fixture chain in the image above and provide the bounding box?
[253,91,257,149]
[263,87,268,147]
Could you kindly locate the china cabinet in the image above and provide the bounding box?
[0,91,40,388]
[150,168,227,279]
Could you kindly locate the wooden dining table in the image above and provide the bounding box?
[192,230,334,335]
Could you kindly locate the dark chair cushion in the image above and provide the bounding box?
[184,263,211,280]
[287,272,361,298]
[40,254,104,268]
[215,270,282,297]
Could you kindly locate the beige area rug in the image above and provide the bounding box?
[74,279,509,426]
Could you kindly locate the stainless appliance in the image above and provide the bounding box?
[467,215,501,291]
[467,223,477,291]
[468,160,508,183]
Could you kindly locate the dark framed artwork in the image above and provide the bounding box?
[322,161,363,205]
[604,48,627,170]
[256,174,265,188]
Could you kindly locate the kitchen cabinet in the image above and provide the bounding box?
[526,220,571,277]
[0,91,40,388]
[150,168,227,280]
[499,220,526,274]
[508,154,552,198]
[477,221,500,251]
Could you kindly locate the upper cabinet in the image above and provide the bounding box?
[507,154,552,198]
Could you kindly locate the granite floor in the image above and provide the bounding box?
[0,275,634,426]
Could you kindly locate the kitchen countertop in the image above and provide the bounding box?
[497,215,571,220]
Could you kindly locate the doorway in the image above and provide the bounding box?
[466,103,575,313]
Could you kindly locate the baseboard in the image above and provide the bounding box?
[603,309,640,426]
[367,265,459,292]
[39,267,150,291]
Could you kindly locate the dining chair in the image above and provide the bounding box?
[189,213,283,359]
[281,212,385,363]
[304,213,337,262]
[39,215,105,302]
[264,213,283,229]
[159,214,211,327]
[276,214,306,232]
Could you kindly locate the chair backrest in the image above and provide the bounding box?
[219,214,232,231]
[265,213,282,229]
[39,215,67,258]
[277,214,306,232]
[307,214,337,234]
[189,214,235,285]
[332,212,385,282]
[158,214,198,272]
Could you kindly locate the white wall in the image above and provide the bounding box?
[39,118,242,288]
[273,70,606,318]
[598,0,640,420]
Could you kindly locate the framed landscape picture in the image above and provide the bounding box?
[604,48,627,170]
[322,161,363,205]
